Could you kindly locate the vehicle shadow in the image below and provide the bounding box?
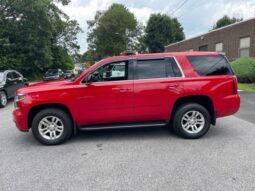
[15,124,229,147]
[70,126,176,143]
[70,125,229,144]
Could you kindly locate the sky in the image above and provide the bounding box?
[57,0,255,53]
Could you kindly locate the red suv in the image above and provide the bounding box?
[13,52,240,145]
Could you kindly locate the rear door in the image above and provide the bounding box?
[133,57,184,122]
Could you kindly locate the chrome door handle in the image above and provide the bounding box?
[112,88,130,92]
[167,85,179,89]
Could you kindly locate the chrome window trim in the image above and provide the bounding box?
[79,56,185,85]
[80,58,132,85]
[172,56,185,78]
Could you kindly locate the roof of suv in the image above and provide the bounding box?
[100,51,221,63]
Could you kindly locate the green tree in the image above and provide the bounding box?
[144,14,185,53]
[0,0,81,79]
[213,15,243,29]
[87,3,139,59]
[80,49,97,64]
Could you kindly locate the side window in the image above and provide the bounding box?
[13,72,21,79]
[91,61,128,82]
[136,59,166,80]
[7,72,13,80]
[166,58,182,77]
[187,55,234,76]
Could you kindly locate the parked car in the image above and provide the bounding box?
[0,70,28,108]
[43,69,64,81]
[13,52,240,145]
[63,70,75,79]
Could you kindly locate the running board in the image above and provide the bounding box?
[79,122,167,131]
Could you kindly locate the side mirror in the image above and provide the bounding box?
[7,78,12,82]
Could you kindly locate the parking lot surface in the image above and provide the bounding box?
[0,92,255,191]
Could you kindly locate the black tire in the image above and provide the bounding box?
[31,108,72,145]
[0,91,7,108]
[173,103,211,139]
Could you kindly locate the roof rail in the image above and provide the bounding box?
[120,50,137,56]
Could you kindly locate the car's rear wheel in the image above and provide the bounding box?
[0,91,7,108]
[173,103,211,139]
[32,108,72,145]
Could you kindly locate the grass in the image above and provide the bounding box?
[238,83,255,92]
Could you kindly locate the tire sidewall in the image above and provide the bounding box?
[173,103,211,139]
[32,109,72,145]
[0,91,7,108]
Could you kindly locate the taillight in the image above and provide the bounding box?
[233,76,238,95]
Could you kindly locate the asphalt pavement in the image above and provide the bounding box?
[235,92,255,124]
[0,92,255,191]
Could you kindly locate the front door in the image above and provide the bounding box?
[76,60,134,126]
[12,71,25,90]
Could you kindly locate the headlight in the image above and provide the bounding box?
[15,94,26,102]
[14,94,26,109]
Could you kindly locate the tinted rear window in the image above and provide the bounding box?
[136,58,183,80]
[187,55,233,76]
[136,59,167,79]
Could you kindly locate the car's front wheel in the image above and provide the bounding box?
[31,108,72,145]
[173,103,211,139]
[0,91,7,108]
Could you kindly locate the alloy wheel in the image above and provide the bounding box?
[181,110,205,134]
[1,92,7,106]
[38,116,64,140]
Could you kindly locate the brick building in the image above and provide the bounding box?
[165,18,255,60]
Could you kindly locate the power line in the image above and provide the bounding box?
[170,0,189,16]
[164,0,186,14]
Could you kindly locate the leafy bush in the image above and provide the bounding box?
[231,57,255,83]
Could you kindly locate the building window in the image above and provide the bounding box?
[199,45,208,51]
[239,37,250,57]
[215,42,223,52]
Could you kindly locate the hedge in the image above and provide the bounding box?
[231,57,255,83]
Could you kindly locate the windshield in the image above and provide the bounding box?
[0,73,4,82]
[46,69,58,75]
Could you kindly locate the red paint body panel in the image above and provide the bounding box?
[133,78,183,121]
[13,52,240,131]
[74,81,134,125]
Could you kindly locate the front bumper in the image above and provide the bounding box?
[13,109,29,132]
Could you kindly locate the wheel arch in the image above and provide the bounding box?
[170,95,216,125]
[28,103,77,134]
